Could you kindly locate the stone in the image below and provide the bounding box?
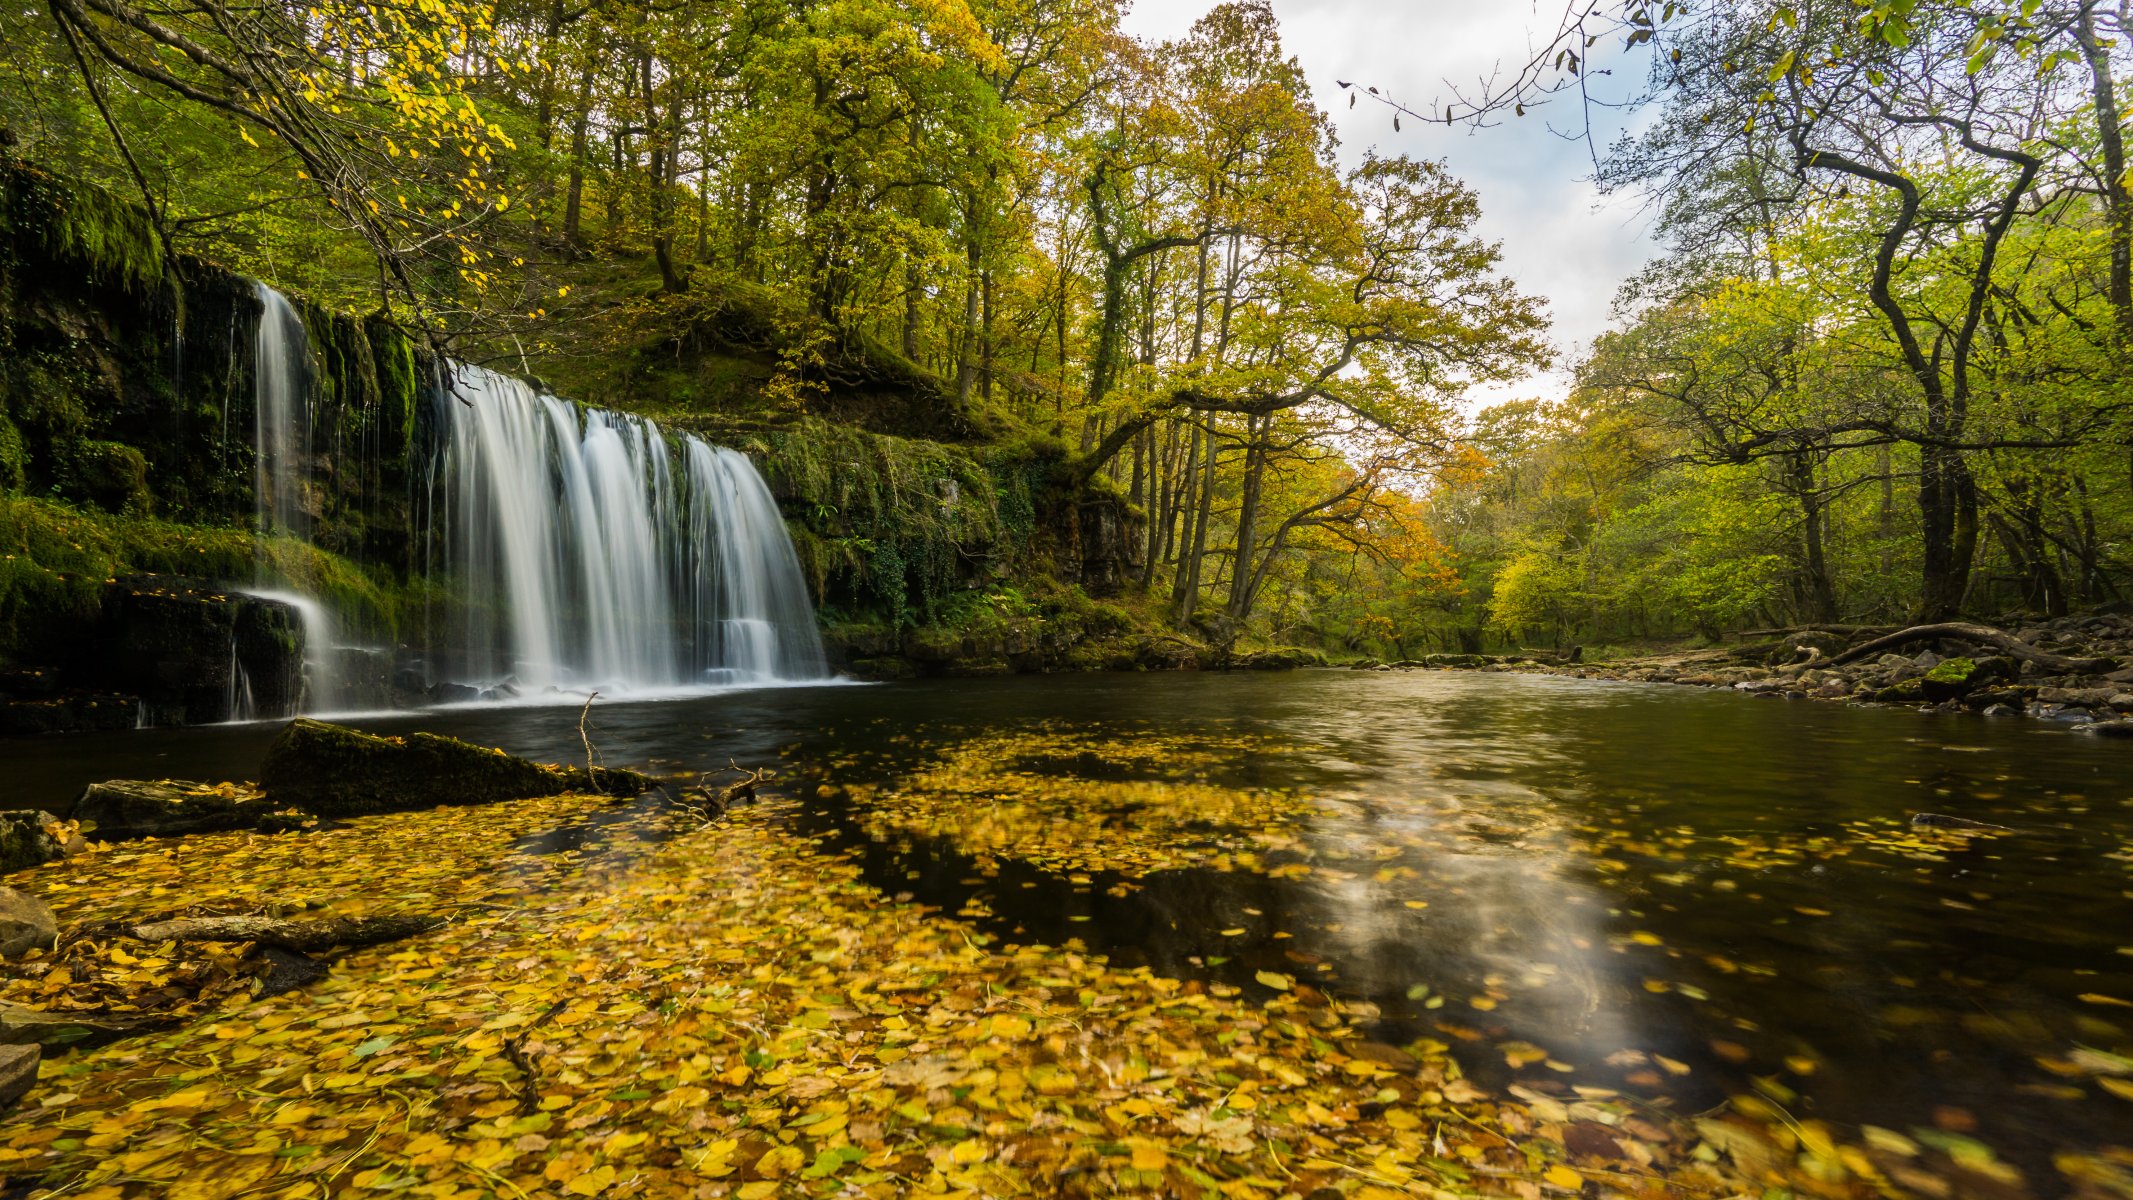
[0,1044,36,1111]
[95,576,307,725]
[259,719,655,819]
[0,810,84,874]
[2082,720,2133,739]
[2106,667,2133,685]
[0,1001,148,1047]
[69,780,274,839]
[1232,648,1324,671]
[0,888,57,959]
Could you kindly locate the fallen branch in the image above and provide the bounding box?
[1740,624,1895,640]
[1825,621,2115,673]
[126,913,444,953]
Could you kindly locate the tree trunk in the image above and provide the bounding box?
[2077,7,2132,338]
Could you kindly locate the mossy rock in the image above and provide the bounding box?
[259,719,653,818]
[68,780,275,839]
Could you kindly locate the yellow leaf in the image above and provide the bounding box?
[564,1165,615,1196]
[1254,971,1293,992]
[1129,1141,1168,1171]
[1544,1164,1585,1190]
[2078,993,2133,1008]
[756,1144,804,1178]
[950,1138,990,1164]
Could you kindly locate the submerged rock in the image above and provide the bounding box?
[259,719,655,818]
[69,780,274,839]
[0,1044,35,1111]
[0,888,57,959]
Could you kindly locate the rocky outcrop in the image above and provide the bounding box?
[0,810,84,874]
[259,718,654,818]
[0,887,56,958]
[69,780,275,839]
[94,576,306,725]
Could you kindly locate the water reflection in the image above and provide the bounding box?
[5,669,2130,1182]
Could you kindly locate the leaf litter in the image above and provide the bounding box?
[0,736,2123,1199]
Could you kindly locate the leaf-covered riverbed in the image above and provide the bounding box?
[0,780,1895,1200]
[4,669,2132,1199]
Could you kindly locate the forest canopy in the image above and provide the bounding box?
[3,0,2130,656]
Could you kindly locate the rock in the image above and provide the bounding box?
[69,780,274,839]
[0,888,57,959]
[2037,686,2118,708]
[95,576,307,725]
[1913,650,1943,669]
[0,1001,150,1047]
[0,811,84,874]
[1422,653,1488,668]
[1231,648,1325,671]
[2105,667,2133,685]
[259,719,655,818]
[0,692,143,737]
[2081,720,2133,739]
[0,1044,36,1111]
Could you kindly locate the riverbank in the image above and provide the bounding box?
[1358,612,2133,732]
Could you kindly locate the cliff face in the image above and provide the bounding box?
[0,159,1165,728]
[0,158,432,566]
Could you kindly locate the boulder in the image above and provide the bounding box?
[69,780,274,839]
[259,719,655,818]
[0,1044,35,1111]
[0,888,57,959]
[0,811,85,874]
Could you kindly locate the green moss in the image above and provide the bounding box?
[1925,657,1978,684]
[0,494,399,665]
[1,158,166,295]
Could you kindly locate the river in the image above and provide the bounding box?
[6,669,2130,1183]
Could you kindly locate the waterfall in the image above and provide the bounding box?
[250,283,340,713]
[426,363,827,696]
[253,284,311,542]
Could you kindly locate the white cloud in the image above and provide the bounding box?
[1120,0,1660,409]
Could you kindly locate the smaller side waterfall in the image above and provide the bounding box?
[253,284,311,543]
[250,283,340,714]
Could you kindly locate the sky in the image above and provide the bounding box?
[1118,0,1660,407]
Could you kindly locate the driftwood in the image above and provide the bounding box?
[678,761,775,815]
[126,912,444,952]
[1741,624,1895,640]
[1825,622,2115,673]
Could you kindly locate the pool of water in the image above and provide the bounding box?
[5,669,2130,1183]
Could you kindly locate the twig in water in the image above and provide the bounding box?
[577,691,602,789]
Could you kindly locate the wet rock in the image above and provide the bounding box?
[0,1044,36,1111]
[259,718,655,818]
[1231,647,1324,671]
[252,946,330,997]
[0,692,142,736]
[2081,720,2133,739]
[0,887,57,959]
[0,811,84,874]
[69,779,274,839]
[1422,653,1488,668]
[96,576,306,725]
[0,1001,150,1047]
[846,657,919,681]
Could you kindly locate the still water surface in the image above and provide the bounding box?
[6,670,2131,1178]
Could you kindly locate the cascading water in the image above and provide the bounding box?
[426,363,827,695]
[250,283,340,714]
